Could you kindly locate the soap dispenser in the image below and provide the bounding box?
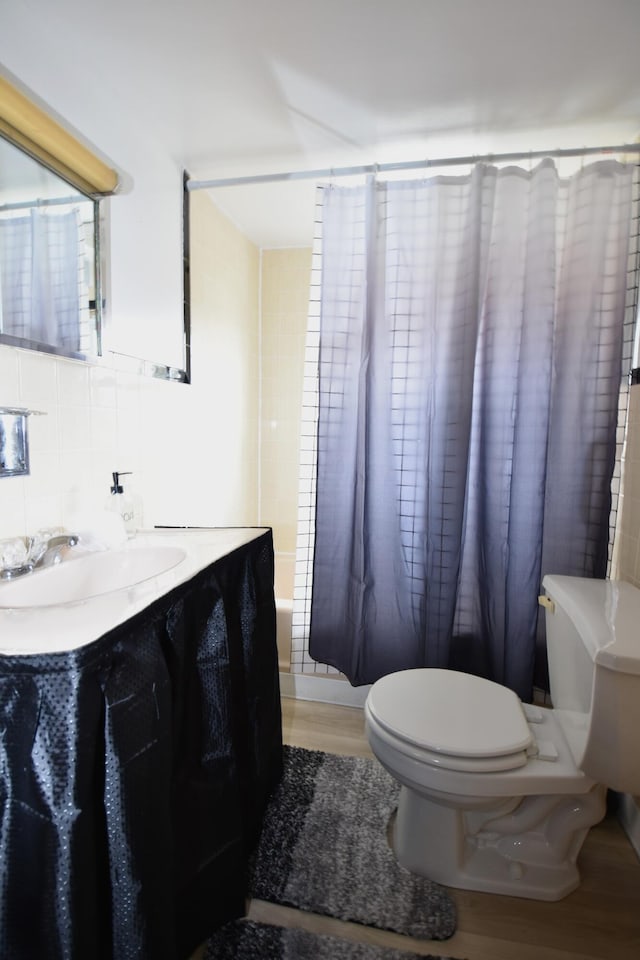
[108,471,136,538]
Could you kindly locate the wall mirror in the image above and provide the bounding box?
[0,135,101,360]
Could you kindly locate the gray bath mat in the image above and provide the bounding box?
[247,746,457,940]
[204,919,458,959]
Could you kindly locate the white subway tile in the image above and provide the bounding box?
[0,347,21,406]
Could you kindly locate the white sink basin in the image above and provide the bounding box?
[0,545,186,609]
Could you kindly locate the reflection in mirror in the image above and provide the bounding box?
[0,136,100,359]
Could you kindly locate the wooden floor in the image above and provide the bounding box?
[195,696,640,960]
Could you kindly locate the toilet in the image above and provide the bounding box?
[364,575,640,900]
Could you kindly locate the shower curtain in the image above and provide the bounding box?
[309,159,634,699]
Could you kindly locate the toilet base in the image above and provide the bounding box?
[393,782,607,901]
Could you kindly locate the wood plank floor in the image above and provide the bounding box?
[195,696,640,960]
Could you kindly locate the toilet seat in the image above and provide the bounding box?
[365,668,533,773]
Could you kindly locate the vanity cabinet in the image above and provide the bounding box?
[0,530,282,960]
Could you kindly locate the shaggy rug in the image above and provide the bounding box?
[247,746,456,941]
[204,919,458,960]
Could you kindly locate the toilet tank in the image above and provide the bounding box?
[542,575,640,795]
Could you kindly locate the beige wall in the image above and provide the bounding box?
[186,205,312,585]
[259,248,312,597]
[186,192,260,527]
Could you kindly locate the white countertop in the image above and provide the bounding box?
[0,527,270,656]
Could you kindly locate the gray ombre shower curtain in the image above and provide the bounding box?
[309,160,634,699]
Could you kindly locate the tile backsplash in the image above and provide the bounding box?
[0,346,171,539]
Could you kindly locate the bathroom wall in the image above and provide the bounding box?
[174,191,260,527]
[182,195,311,573]
[0,345,171,539]
[0,191,261,540]
[260,248,312,597]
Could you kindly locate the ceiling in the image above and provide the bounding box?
[3,0,640,246]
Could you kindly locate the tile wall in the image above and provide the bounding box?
[0,346,179,539]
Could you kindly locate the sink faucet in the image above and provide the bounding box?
[35,534,80,568]
[0,531,79,580]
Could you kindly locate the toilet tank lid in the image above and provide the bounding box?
[542,575,640,675]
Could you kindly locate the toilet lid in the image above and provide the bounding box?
[367,668,532,763]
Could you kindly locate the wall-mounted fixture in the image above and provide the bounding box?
[0,407,44,477]
[0,75,118,196]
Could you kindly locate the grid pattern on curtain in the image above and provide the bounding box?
[292,165,640,677]
[381,175,486,647]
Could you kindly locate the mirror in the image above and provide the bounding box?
[0,135,101,360]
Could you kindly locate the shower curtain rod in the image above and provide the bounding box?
[187,142,640,191]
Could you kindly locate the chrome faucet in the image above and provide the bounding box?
[0,531,79,580]
[35,534,79,568]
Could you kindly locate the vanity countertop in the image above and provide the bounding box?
[0,526,270,656]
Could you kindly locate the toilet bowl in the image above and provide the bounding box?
[364,575,640,900]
